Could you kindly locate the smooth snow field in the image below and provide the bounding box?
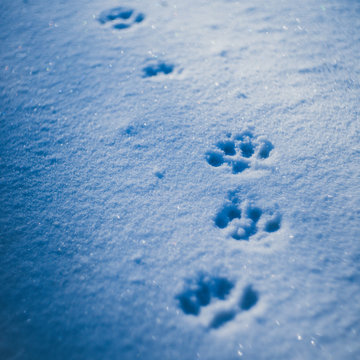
[0,0,360,359]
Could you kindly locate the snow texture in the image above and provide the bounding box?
[0,0,360,359]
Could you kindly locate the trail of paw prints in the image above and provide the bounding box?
[214,195,281,241]
[98,7,145,30]
[176,274,259,329]
[206,130,274,174]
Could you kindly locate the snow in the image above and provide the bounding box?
[0,0,359,359]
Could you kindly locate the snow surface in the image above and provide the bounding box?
[0,0,360,359]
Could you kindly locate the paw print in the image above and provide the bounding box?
[176,274,260,330]
[206,130,274,174]
[176,274,234,316]
[214,195,281,241]
[98,7,145,30]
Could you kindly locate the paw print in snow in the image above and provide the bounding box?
[176,274,260,329]
[176,274,234,316]
[142,61,175,78]
[206,130,274,174]
[98,7,145,30]
[214,196,281,241]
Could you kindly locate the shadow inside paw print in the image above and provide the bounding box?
[214,203,241,229]
[214,196,281,241]
[206,130,274,174]
[210,309,237,329]
[176,274,234,316]
[142,62,174,78]
[98,7,145,30]
[239,285,259,310]
[210,284,259,329]
[231,205,263,241]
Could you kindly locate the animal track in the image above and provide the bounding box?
[214,195,281,241]
[142,62,174,78]
[206,130,274,174]
[176,274,234,316]
[177,275,259,329]
[98,7,145,30]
